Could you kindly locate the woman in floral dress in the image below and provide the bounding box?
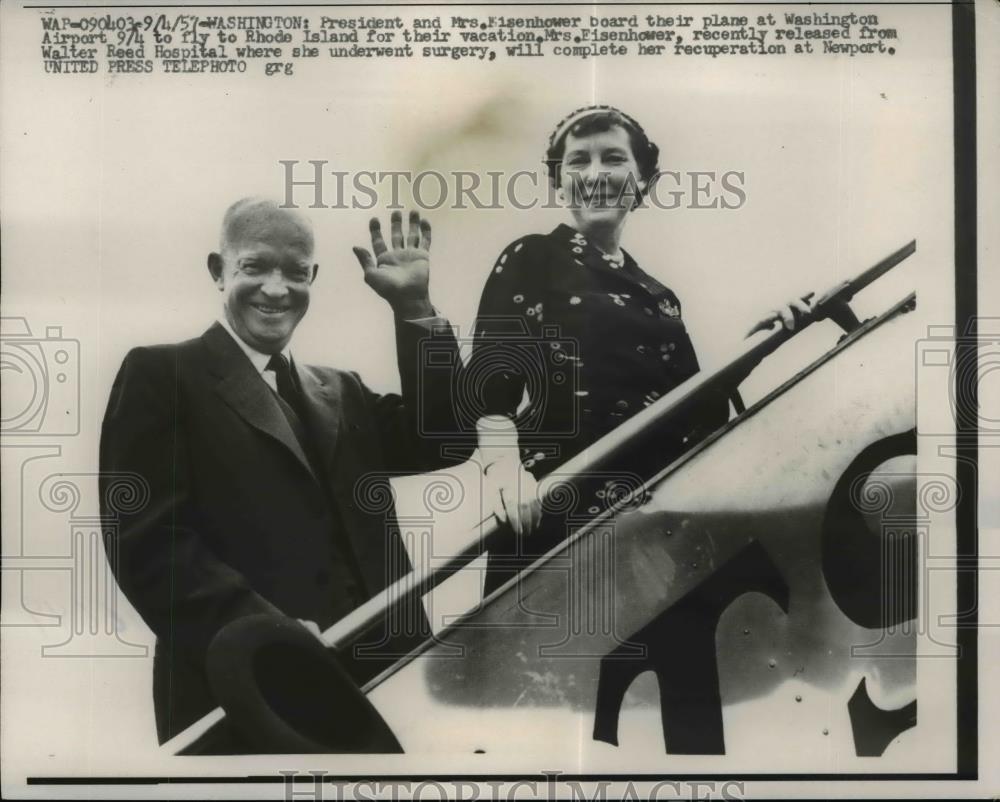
[469,105,805,592]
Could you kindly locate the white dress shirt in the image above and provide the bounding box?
[217,317,290,394]
[218,312,449,395]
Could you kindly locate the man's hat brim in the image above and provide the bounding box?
[206,613,403,754]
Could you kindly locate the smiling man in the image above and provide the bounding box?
[99,198,465,745]
[211,197,321,353]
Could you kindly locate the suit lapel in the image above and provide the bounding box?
[202,323,318,482]
[294,363,342,475]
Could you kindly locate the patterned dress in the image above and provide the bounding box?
[471,223,729,591]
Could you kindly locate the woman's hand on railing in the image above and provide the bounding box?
[482,451,543,537]
[746,292,816,337]
[476,415,543,537]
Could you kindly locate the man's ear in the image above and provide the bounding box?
[310,263,319,284]
[207,253,224,287]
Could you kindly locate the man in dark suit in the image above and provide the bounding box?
[99,198,465,744]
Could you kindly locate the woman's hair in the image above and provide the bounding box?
[544,106,660,205]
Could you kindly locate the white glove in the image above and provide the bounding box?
[483,451,543,537]
[477,416,542,537]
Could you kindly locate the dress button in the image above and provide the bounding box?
[636,345,647,354]
[662,354,671,362]
[615,400,629,410]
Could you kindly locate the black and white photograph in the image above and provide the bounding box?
[0,0,996,797]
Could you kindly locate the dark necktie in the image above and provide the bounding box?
[266,353,299,410]
[266,353,314,449]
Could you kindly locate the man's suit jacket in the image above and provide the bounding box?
[99,319,465,743]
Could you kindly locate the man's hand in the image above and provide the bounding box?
[746,292,816,336]
[353,210,435,319]
[483,452,543,537]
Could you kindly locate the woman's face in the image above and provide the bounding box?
[559,124,642,233]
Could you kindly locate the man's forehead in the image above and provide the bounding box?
[221,200,314,253]
[228,237,312,260]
